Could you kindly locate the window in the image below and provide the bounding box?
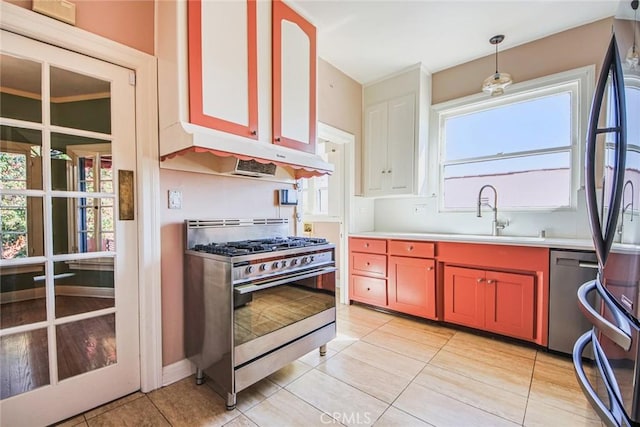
[66,144,114,254]
[432,67,593,211]
[0,137,44,259]
[301,140,329,216]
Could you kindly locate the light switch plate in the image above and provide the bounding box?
[168,190,182,209]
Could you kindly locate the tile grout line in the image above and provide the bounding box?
[143,393,178,427]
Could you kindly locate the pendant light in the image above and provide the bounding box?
[482,34,513,96]
[626,0,639,70]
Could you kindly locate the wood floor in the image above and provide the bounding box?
[0,296,115,399]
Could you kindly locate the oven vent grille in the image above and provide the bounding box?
[186,218,289,229]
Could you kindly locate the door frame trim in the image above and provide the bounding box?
[0,2,163,392]
[317,122,355,305]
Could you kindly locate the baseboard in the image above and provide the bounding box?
[162,358,195,387]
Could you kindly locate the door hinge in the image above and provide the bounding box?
[129,71,136,86]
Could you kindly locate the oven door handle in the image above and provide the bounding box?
[234,267,338,295]
[577,280,632,351]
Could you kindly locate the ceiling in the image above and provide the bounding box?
[291,0,630,84]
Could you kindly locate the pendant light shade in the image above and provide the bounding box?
[482,35,513,96]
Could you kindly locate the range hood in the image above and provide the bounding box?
[159,121,333,180]
[156,0,333,181]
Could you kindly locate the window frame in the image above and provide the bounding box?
[65,143,114,255]
[429,66,595,213]
[0,140,43,260]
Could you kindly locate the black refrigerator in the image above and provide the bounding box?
[573,3,640,426]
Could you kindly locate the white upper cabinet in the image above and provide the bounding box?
[363,66,430,197]
[156,0,332,177]
[188,0,258,139]
[272,0,317,154]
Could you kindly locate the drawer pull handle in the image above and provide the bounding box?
[408,246,414,251]
[367,287,371,291]
[366,262,370,266]
[365,243,369,247]
[477,278,484,283]
[486,279,495,284]
[427,267,433,271]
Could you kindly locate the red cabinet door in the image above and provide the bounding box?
[484,271,535,340]
[272,0,317,153]
[188,0,259,138]
[444,266,485,329]
[388,256,436,319]
[350,275,387,306]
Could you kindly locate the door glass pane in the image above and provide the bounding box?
[0,328,50,399]
[57,313,116,380]
[52,196,115,255]
[50,66,111,134]
[0,263,46,329]
[0,54,42,123]
[0,125,43,191]
[54,259,114,318]
[1,195,44,259]
[51,135,111,193]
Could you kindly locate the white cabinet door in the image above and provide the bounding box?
[387,93,415,194]
[188,0,258,139]
[364,102,388,195]
[364,94,415,196]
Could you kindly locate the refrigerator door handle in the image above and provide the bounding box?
[584,34,627,267]
[577,280,632,351]
[573,331,626,427]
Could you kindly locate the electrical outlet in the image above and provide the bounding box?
[168,190,182,209]
[413,204,428,215]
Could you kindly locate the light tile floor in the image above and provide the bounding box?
[57,304,601,427]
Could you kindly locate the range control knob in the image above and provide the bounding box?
[272,262,279,269]
[281,260,287,267]
[245,265,254,274]
[259,264,267,271]
[301,256,309,264]
[309,255,315,263]
[291,259,298,266]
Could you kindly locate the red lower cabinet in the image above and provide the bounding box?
[484,271,535,340]
[444,266,535,341]
[389,256,436,319]
[444,266,484,329]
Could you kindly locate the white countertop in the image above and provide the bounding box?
[349,231,597,251]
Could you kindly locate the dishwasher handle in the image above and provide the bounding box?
[554,257,599,269]
[577,280,632,351]
[578,262,599,269]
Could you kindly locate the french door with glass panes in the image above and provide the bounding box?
[0,31,140,426]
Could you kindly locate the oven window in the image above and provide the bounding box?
[234,283,334,346]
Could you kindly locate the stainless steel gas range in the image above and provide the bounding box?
[183,219,336,409]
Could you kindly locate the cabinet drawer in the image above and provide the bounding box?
[389,240,434,258]
[351,275,387,306]
[351,253,387,277]
[350,238,386,254]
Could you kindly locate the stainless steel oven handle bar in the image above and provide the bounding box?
[573,330,625,427]
[234,266,338,295]
[577,280,632,351]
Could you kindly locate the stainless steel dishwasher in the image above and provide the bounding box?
[549,249,598,358]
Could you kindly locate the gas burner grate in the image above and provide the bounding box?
[191,236,328,256]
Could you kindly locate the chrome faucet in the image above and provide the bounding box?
[477,184,508,236]
[618,180,634,242]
